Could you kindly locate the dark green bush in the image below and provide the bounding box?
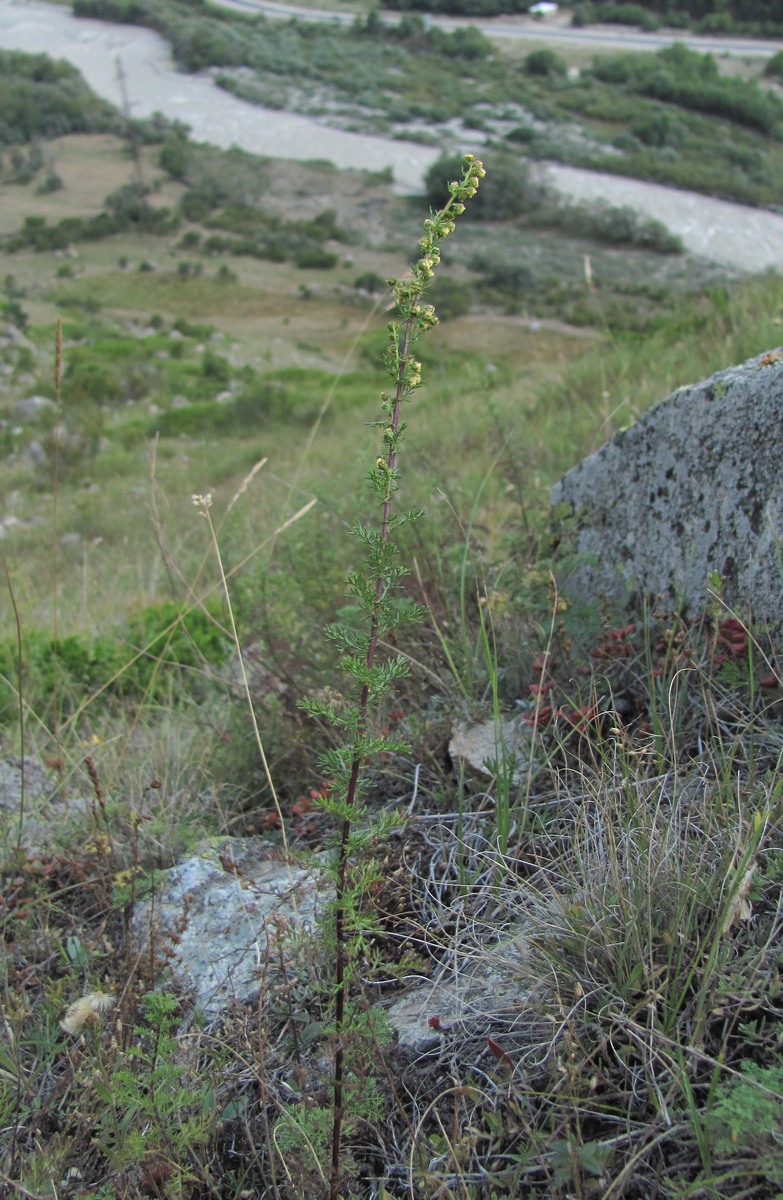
[159,132,192,180]
[353,271,386,294]
[36,171,64,195]
[428,276,472,321]
[6,182,176,252]
[505,124,537,145]
[0,599,231,723]
[0,600,229,723]
[0,50,120,146]
[122,600,230,701]
[630,108,683,148]
[1,298,28,331]
[64,358,123,407]
[180,190,217,222]
[591,44,783,134]
[474,259,535,297]
[552,199,684,252]
[574,1,783,31]
[295,246,338,270]
[172,317,214,339]
[424,152,553,220]
[382,0,528,14]
[586,3,661,28]
[201,348,231,383]
[764,51,783,81]
[524,48,568,77]
[424,25,492,59]
[0,631,119,723]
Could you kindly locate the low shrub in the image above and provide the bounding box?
[295,245,338,270]
[0,601,229,723]
[552,198,684,253]
[591,43,783,135]
[425,151,553,219]
[0,50,120,146]
[524,48,568,77]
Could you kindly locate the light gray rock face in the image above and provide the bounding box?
[0,757,56,814]
[13,395,56,422]
[131,832,534,1049]
[133,838,328,1018]
[384,929,531,1052]
[551,348,783,624]
[0,757,92,857]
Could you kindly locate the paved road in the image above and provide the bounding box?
[215,0,783,58]
[3,0,783,270]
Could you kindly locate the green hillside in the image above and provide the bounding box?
[1,39,783,1200]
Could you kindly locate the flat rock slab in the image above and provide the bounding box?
[551,348,783,626]
[449,718,533,782]
[384,930,531,1051]
[133,838,327,1018]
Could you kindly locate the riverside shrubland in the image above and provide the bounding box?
[55,0,783,207]
[1,36,783,1200]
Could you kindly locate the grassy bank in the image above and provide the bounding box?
[57,0,783,207]
[2,54,783,1200]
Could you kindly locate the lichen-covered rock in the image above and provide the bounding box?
[0,757,92,858]
[551,348,783,625]
[132,838,327,1018]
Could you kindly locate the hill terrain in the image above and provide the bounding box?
[1,19,783,1200]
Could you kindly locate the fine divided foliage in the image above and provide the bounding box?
[296,156,486,1199]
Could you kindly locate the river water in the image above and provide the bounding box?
[0,0,440,191]
[2,0,783,270]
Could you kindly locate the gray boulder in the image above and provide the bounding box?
[551,348,783,625]
[384,928,531,1052]
[0,757,92,857]
[13,395,56,423]
[133,838,328,1019]
[131,833,534,1050]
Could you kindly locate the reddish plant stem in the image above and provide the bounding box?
[328,314,414,1200]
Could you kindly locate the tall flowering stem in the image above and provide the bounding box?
[300,156,485,1200]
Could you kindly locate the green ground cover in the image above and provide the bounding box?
[2,46,783,1200]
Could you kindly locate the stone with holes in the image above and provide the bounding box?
[551,348,783,626]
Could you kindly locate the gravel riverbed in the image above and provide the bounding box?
[2,0,783,272]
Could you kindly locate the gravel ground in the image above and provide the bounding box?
[2,0,783,272]
[545,163,783,272]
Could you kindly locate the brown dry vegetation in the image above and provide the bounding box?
[1,63,783,1198]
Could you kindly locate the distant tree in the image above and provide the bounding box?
[160,132,191,181]
[764,50,783,80]
[383,0,529,15]
[576,0,783,28]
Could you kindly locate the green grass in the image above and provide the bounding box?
[3,96,783,1199]
[48,0,783,209]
